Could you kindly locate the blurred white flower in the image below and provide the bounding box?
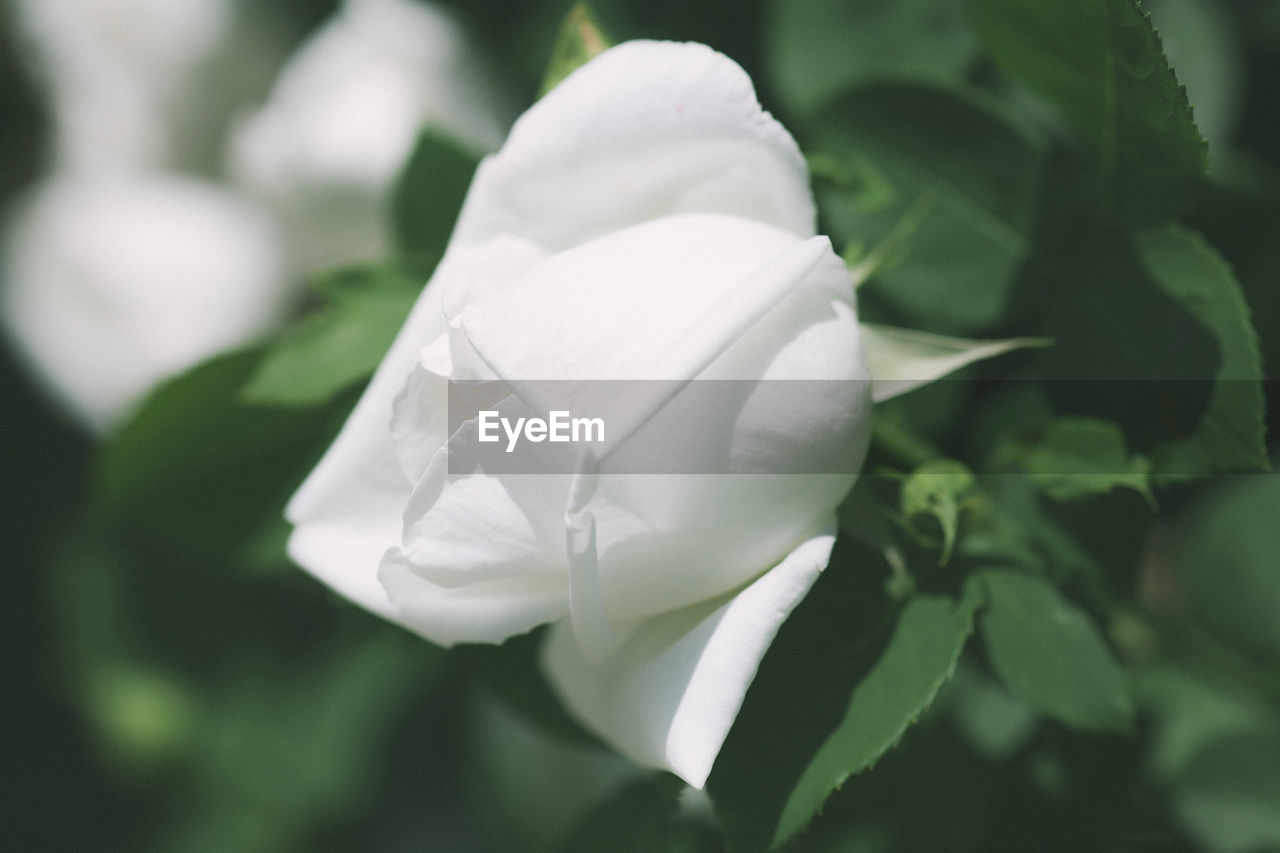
[230,0,512,272]
[11,0,235,171]
[1,175,289,431]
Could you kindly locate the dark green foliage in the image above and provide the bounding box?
[966,0,1207,222]
[391,128,482,274]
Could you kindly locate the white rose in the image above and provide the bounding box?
[0,174,289,431]
[285,40,872,788]
[229,0,511,273]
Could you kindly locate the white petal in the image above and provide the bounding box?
[0,174,289,431]
[542,523,838,789]
[380,546,568,646]
[397,446,569,590]
[287,510,403,618]
[389,231,545,481]
[383,389,575,645]
[450,40,815,254]
[588,473,857,625]
[457,213,823,382]
[286,236,545,617]
[860,322,1047,402]
[388,357,452,485]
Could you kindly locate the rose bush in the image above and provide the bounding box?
[287,40,880,787]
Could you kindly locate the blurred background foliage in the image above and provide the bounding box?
[2,0,1279,850]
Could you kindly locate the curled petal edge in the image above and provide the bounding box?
[541,521,839,789]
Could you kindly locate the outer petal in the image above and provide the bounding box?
[542,523,838,789]
[282,251,450,616]
[449,40,816,253]
[283,278,442,618]
[380,548,569,647]
[456,213,824,382]
[286,235,547,616]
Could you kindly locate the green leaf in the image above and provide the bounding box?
[187,633,439,830]
[1136,225,1268,478]
[1031,223,1265,480]
[977,569,1133,731]
[817,82,1040,259]
[948,662,1038,761]
[843,193,935,288]
[242,266,420,408]
[774,584,984,847]
[815,82,1042,335]
[539,3,612,97]
[98,350,315,511]
[1134,664,1280,783]
[900,459,977,565]
[1187,169,1280,390]
[391,128,481,272]
[1020,417,1153,502]
[960,478,1110,607]
[767,0,976,114]
[1144,0,1245,149]
[965,0,1207,221]
[1176,473,1280,664]
[707,537,901,851]
[1173,731,1280,853]
[94,349,350,560]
